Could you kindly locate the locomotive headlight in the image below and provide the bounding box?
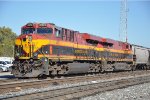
[28,35,32,41]
[30,58,33,62]
[16,53,20,57]
[33,53,38,58]
[45,58,48,62]
[15,53,20,59]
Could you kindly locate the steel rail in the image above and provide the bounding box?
[3,74,150,100]
[0,70,149,95]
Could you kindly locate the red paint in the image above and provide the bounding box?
[18,23,132,52]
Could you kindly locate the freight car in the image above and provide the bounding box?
[11,23,135,78]
[132,44,150,70]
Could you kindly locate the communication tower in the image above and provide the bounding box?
[119,0,128,43]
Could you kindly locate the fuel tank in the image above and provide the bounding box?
[67,62,90,74]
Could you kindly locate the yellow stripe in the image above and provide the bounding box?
[19,57,30,59]
[15,39,132,54]
[19,56,133,62]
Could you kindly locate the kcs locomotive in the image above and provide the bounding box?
[11,23,150,78]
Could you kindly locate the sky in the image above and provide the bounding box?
[0,0,150,47]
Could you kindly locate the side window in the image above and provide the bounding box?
[3,62,6,65]
[130,45,132,49]
[0,61,6,65]
[55,28,61,37]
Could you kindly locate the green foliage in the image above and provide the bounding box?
[0,26,17,57]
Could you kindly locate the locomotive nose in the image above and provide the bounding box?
[20,34,33,58]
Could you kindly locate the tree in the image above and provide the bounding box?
[0,26,17,57]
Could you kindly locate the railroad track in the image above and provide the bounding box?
[0,79,17,84]
[0,70,149,96]
[0,74,105,94]
[2,73,150,100]
[0,70,147,85]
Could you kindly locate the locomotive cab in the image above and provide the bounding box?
[13,23,56,77]
[15,23,54,59]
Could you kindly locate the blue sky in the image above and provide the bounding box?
[0,0,150,47]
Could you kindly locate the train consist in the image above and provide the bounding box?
[132,45,150,69]
[11,23,150,78]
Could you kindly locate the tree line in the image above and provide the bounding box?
[0,26,17,57]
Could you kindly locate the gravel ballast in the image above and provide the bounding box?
[1,73,150,99]
[0,75,150,100]
[81,82,150,100]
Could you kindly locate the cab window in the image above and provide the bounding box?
[37,28,53,34]
[22,28,35,34]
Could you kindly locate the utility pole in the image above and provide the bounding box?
[119,0,128,43]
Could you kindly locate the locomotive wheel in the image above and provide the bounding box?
[101,69,105,74]
[38,74,47,79]
[131,65,136,71]
[100,65,105,73]
[144,65,148,70]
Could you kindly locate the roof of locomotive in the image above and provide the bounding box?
[22,22,131,46]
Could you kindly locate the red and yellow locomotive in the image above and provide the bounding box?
[12,23,134,77]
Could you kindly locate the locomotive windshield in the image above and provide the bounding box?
[37,28,53,34]
[22,28,53,34]
[22,28,35,34]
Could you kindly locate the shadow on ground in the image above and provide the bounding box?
[0,72,15,79]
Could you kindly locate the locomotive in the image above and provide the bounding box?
[11,23,149,78]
